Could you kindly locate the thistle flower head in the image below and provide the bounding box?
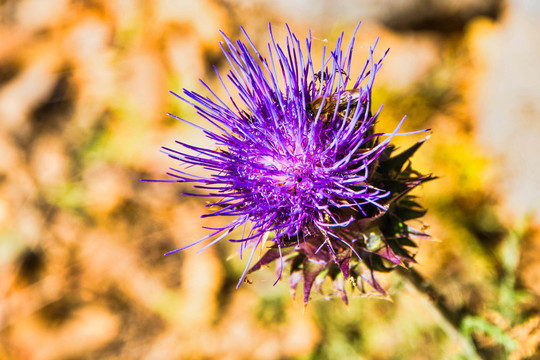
[152,23,433,304]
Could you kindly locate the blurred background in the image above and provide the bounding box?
[1,0,540,359]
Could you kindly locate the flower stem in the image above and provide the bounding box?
[396,266,484,360]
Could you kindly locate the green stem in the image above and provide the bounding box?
[396,266,483,360]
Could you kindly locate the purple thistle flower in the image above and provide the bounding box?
[149,23,434,304]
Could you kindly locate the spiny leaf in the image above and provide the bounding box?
[380,135,430,175]
[302,258,328,304]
